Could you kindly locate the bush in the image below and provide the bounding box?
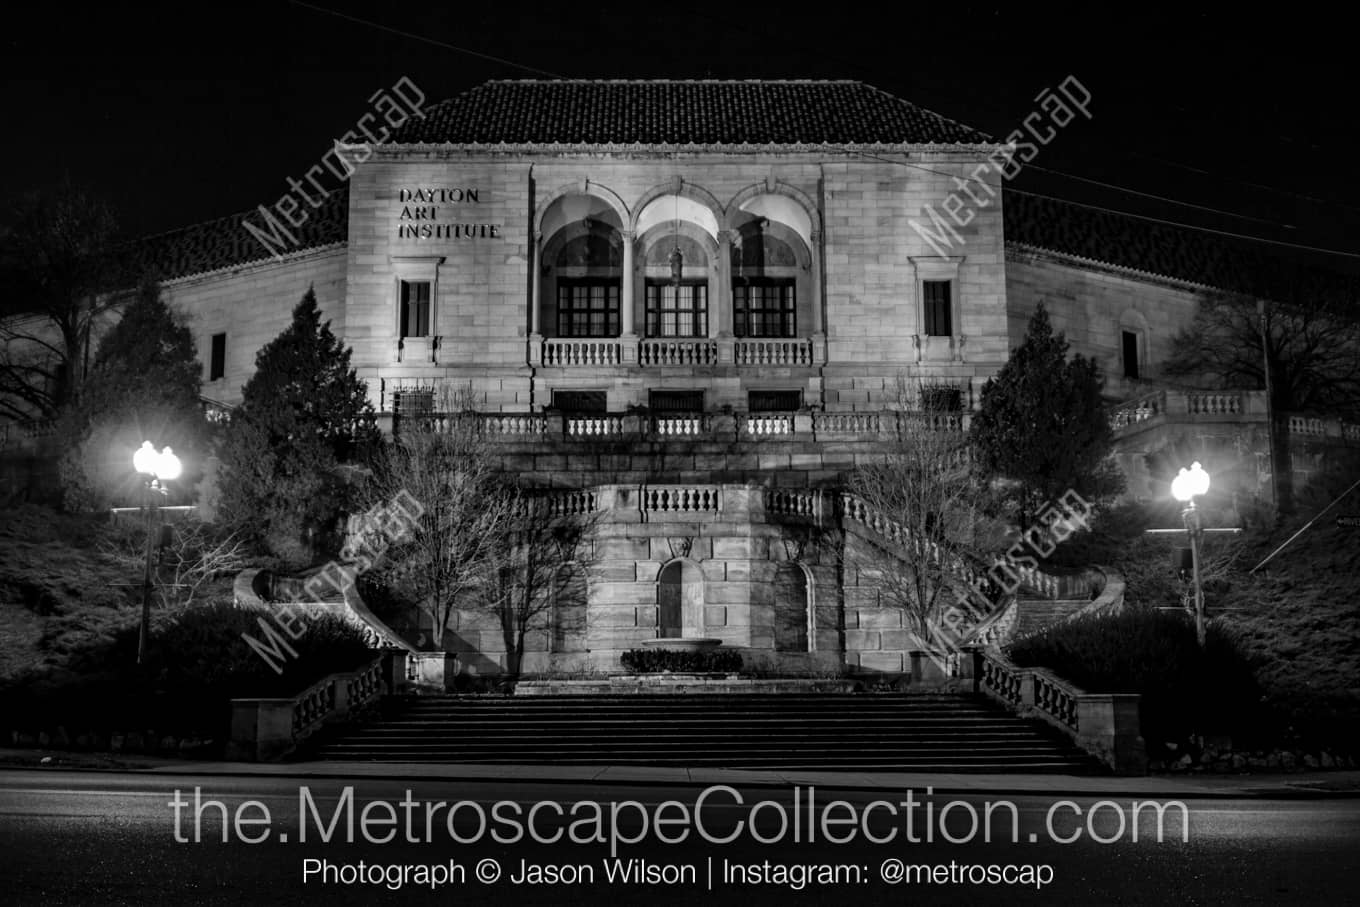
[620,648,743,674]
[1007,608,1268,752]
[0,601,375,742]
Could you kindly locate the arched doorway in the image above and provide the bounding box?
[657,560,704,637]
[774,562,812,652]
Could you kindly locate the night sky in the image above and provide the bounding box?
[3,2,1357,277]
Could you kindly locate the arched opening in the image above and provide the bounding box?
[538,195,626,339]
[657,559,705,638]
[550,563,588,653]
[729,209,810,339]
[773,562,812,652]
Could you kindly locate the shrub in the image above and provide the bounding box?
[0,601,375,742]
[620,648,743,674]
[1007,608,1267,752]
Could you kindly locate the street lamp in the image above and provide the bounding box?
[134,441,181,664]
[1170,461,1211,648]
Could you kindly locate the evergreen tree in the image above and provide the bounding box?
[216,287,378,563]
[970,304,1124,527]
[57,279,205,511]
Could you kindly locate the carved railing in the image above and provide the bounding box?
[641,485,722,516]
[541,339,622,367]
[765,488,825,525]
[1288,415,1325,437]
[566,415,625,438]
[230,652,395,761]
[974,647,1144,773]
[813,411,885,436]
[1186,392,1243,415]
[639,339,718,366]
[1107,389,1166,431]
[734,338,814,366]
[651,414,711,437]
[739,413,795,436]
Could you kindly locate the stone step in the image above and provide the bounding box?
[309,692,1099,773]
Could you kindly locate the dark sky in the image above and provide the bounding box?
[4,2,1357,275]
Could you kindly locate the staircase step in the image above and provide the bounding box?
[306,692,1100,773]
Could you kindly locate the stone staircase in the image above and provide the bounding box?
[1009,597,1093,640]
[307,693,1100,773]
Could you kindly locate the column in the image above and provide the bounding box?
[716,230,736,337]
[809,228,826,366]
[620,229,636,336]
[619,230,637,364]
[528,231,543,367]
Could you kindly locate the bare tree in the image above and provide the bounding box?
[0,182,124,422]
[361,385,517,648]
[476,506,597,677]
[101,520,250,610]
[1164,293,1360,419]
[848,378,1004,646]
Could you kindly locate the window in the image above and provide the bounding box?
[552,390,607,413]
[392,388,434,436]
[734,279,796,337]
[400,280,431,338]
[649,389,704,412]
[923,280,952,336]
[645,281,708,338]
[209,333,226,381]
[920,384,962,412]
[557,279,620,337]
[748,390,802,412]
[1122,330,1140,379]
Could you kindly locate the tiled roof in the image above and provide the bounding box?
[118,187,349,284]
[384,80,992,147]
[1004,191,1360,307]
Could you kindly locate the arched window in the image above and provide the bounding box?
[773,562,812,652]
[657,560,705,637]
[550,563,588,653]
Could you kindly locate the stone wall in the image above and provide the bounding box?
[161,247,348,406]
[1005,249,1204,399]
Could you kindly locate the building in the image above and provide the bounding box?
[5,79,1358,676]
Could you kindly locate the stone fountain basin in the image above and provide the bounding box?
[641,637,723,650]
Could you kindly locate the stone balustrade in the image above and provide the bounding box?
[734,338,814,366]
[541,339,622,367]
[228,651,404,761]
[764,488,826,525]
[536,336,823,368]
[641,484,722,516]
[739,413,795,436]
[1107,387,1360,446]
[639,339,719,366]
[975,648,1145,774]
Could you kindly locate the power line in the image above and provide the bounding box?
[287,1,566,78]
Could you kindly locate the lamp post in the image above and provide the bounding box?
[134,441,181,665]
[1170,461,1211,648]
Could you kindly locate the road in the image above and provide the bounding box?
[1,769,1357,905]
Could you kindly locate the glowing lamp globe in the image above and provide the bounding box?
[157,447,182,481]
[1171,461,1210,503]
[133,441,158,475]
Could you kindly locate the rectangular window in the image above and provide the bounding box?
[748,390,803,412]
[400,280,431,338]
[920,384,962,412]
[209,333,226,381]
[392,389,435,437]
[649,389,705,412]
[733,280,796,337]
[645,281,708,338]
[1122,331,1140,379]
[552,390,607,413]
[557,280,621,337]
[923,280,952,336]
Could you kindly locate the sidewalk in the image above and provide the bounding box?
[2,748,1358,798]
